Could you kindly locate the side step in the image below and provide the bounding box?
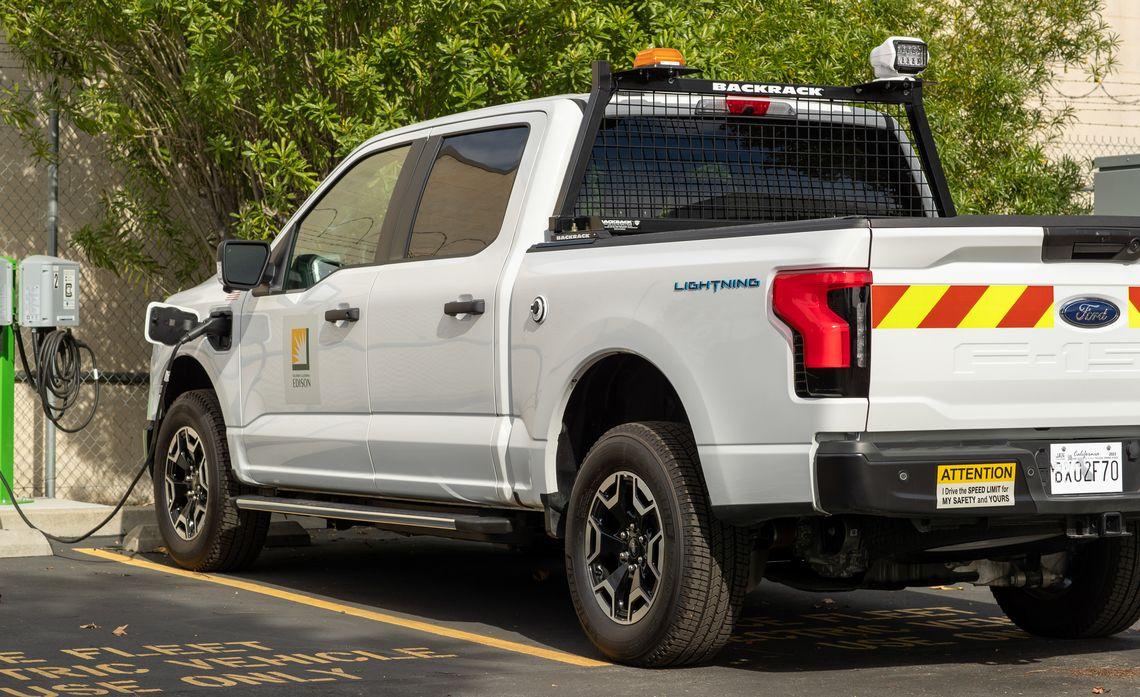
[234,496,515,535]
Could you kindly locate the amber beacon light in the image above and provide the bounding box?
[632,47,686,69]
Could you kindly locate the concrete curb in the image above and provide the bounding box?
[0,500,322,556]
[0,528,52,558]
[0,499,154,538]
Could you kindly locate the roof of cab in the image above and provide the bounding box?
[351,94,586,155]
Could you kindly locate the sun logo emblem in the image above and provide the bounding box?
[290,327,310,371]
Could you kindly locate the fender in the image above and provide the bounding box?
[534,328,716,499]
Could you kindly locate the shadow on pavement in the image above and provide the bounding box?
[214,529,1140,675]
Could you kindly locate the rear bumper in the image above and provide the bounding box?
[816,431,1140,517]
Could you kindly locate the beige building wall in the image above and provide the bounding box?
[1051,1,1140,162]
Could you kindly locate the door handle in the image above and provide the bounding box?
[324,307,360,323]
[443,298,485,316]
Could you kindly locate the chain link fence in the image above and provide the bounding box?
[1056,133,1140,187]
[0,73,161,505]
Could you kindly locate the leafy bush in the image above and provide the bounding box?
[0,0,1116,284]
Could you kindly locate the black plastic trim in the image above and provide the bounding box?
[323,307,360,323]
[712,501,817,524]
[529,216,871,252]
[868,214,1140,228]
[527,215,1140,253]
[443,299,485,316]
[817,433,1140,518]
[1043,225,1140,263]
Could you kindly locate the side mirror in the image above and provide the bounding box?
[218,239,271,291]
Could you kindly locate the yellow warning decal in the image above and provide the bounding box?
[936,463,1016,509]
[936,463,1016,484]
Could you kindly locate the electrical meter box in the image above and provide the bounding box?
[19,255,80,328]
[0,258,12,326]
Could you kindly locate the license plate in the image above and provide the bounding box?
[1049,442,1123,495]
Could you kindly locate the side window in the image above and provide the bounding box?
[285,143,414,291]
[406,126,529,259]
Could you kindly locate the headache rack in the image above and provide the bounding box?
[549,60,956,240]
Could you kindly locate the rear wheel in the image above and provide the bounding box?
[565,422,751,666]
[993,530,1140,638]
[153,390,269,571]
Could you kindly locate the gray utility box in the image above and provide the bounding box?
[19,255,80,328]
[1094,154,1140,216]
[0,258,11,326]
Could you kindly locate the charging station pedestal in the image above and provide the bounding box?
[0,322,11,506]
[0,257,13,505]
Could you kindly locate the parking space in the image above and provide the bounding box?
[2,529,1139,696]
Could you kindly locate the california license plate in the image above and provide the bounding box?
[1049,442,1123,495]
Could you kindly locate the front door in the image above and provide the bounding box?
[366,116,543,504]
[237,139,423,493]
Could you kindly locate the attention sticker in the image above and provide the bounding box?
[935,463,1016,509]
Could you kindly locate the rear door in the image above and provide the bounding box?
[365,114,543,504]
[868,219,1140,432]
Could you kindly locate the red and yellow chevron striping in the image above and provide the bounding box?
[873,285,1054,329]
[1131,287,1140,328]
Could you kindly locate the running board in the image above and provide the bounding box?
[233,496,515,535]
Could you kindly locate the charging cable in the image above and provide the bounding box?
[0,315,226,544]
[15,327,100,433]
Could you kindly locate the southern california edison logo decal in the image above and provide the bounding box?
[284,321,318,403]
[291,327,310,371]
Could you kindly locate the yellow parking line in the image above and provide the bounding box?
[75,547,608,668]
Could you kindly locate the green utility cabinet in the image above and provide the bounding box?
[1094,154,1140,216]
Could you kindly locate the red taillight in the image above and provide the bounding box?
[772,269,872,369]
[725,97,771,116]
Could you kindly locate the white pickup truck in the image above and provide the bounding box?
[145,38,1140,666]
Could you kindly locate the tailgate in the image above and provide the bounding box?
[868,217,1140,432]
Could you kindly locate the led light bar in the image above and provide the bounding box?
[870,36,928,80]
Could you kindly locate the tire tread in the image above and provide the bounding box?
[164,390,269,572]
[993,526,1140,638]
[569,421,750,667]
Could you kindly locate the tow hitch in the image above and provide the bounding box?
[1067,512,1129,539]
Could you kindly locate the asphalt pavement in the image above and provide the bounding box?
[1,527,1137,696]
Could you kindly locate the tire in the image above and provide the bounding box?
[565,422,751,666]
[152,389,269,571]
[992,529,1140,638]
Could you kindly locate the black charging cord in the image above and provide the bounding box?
[15,327,100,433]
[0,448,151,545]
[0,316,225,545]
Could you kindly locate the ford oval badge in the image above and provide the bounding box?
[1059,297,1120,328]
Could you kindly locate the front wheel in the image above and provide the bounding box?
[565,422,751,666]
[153,390,269,571]
[993,529,1140,638]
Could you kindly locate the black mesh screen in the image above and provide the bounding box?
[573,89,933,232]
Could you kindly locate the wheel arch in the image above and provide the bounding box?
[163,355,216,411]
[544,350,710,537]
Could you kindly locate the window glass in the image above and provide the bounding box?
[285,144,413,290]
[407,127,529,259]
[573,116,925,231]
